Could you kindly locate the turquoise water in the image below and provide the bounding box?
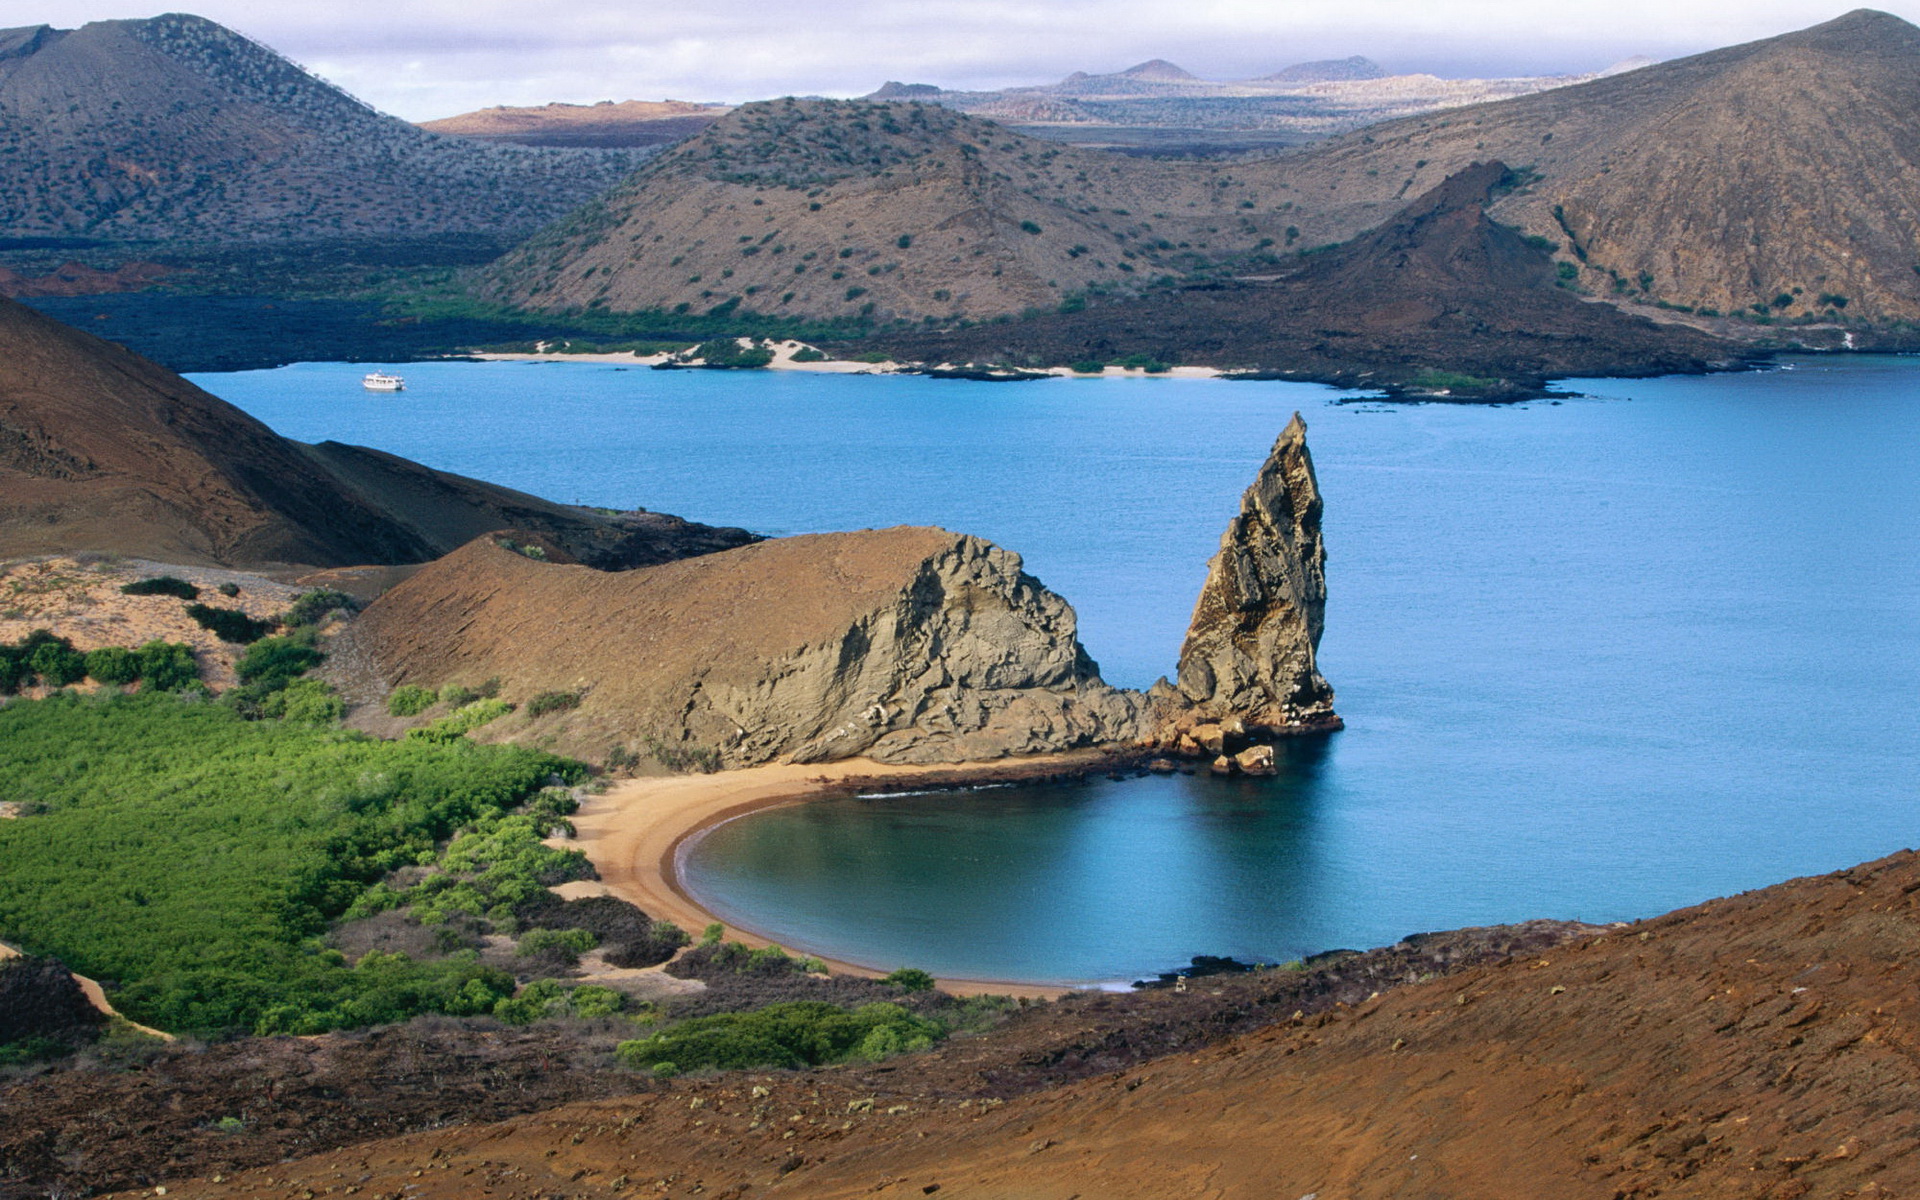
[194,358,1920,983]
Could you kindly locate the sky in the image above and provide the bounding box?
[0,0,1905,119]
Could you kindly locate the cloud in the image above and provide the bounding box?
[0,0,1906,118]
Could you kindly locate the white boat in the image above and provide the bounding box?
[362,372,405,392]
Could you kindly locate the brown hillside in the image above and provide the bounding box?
[419,100,729,148]
[478,98,1306,321]
[882,163,1739,396]
[0,297,753,568]
[341,529,1147,765]
[163,847,1920,1199]
[1249,8,1920,320]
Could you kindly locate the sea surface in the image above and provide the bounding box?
[194,358,1920,984]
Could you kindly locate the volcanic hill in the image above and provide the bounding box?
[147,847,1920,1199]
[1245,8,1920,321]
[878,162,1738,396]
[0,14,640,240]
[0,297,753,568]
[477,97,1260,321]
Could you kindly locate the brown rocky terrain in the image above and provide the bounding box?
[420,100,731,149]
[0,297,755,568]
[1232,8,1920,322]
[488,11,1920,344]
[114,847,1920,1200]
[339,527,1149,767]
[0,15,639,241]
[0,918,1596,1198]
[878,161,1741,397]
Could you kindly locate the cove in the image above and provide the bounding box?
[193,357,1920,984]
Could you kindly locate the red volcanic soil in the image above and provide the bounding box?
[136,848,1920,1199]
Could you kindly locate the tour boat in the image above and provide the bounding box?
[362,372,406,392]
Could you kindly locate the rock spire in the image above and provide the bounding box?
[1172,412,1338,734]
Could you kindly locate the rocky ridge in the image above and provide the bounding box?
[342,528,1150,767]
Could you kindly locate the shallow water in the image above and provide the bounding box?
[195,358,1920,983]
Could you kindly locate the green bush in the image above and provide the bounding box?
[120,576,199,600]
[185,604,275,645]
[283,589,357,627]
[1019,220,1042,234]
[235,635,323,686]
[1069,360,1106,375]
[0,692,578,1035]
[883,967,936,992]
[616,1001,941,1072]
[407,699,514,744]
[84,646,140,686]
[694,340,774,369]
[440,683,478,708]
[387,684,438,717]
[790,346,828,363]
[517,927,596,957]
[260,679,344,723]
[136,641,199,692]
[525,690,583,718]
[26,634,86,687]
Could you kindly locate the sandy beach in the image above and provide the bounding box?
[467,342,1222,379]
[567,750,1133,999]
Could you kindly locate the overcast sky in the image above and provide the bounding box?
[0,0,1906,119]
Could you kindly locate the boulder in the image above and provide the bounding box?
[1235,744,1277,775]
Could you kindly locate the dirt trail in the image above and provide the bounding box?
[156,849,1920,1200]
[571,752,1125,998]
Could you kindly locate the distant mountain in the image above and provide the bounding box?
[418,100,731,149]
[860,55,1597,146]
[0,297,754,568]
[0,14,642,241]
[1249,8,1920,321]
[1259,55,1387,83]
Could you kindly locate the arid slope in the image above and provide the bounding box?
[419,100,730,148]
[0,298,753,568]
[161,848,1920,1199]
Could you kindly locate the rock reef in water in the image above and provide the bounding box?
[343,528,1148,768]
[1165,411,1339,738]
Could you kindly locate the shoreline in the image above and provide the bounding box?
[466,344,1225,380]
[567,749,1147,999]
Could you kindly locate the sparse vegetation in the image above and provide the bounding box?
[525,690,583,718]
[407,699,514,743]
[387,684,438,717]
[615,1000,943,1072]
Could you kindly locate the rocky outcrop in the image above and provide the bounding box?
[344,528,1148,767]
[1168,412,1338,737]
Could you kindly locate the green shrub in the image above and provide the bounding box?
[440,683,478,708]
[235,634,323,687]
[120,576,199,600]
[185,604,275,645]
[217,582,241,598]
[0,646,27,694]
[525,690,583,718]
[517,927,597,957]
[284,589,357,627]
[84,646,140,686]
[694,340,774,369]
[854,350,892,363]
[1069,360,1105,375]
[407,699,514,744]
[883,967,936,992]
[615,1001,941,1072]
[387,684,438,717]
[1019,220,1042,234]
[260,679,344,723]
[26,634,86,687]
[135,641,199,691]
[790,346,828,363]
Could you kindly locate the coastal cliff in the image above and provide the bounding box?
[1167,412,1338,738]
[342,528,1148,767]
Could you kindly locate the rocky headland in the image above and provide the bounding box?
[344,413,1339,773]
